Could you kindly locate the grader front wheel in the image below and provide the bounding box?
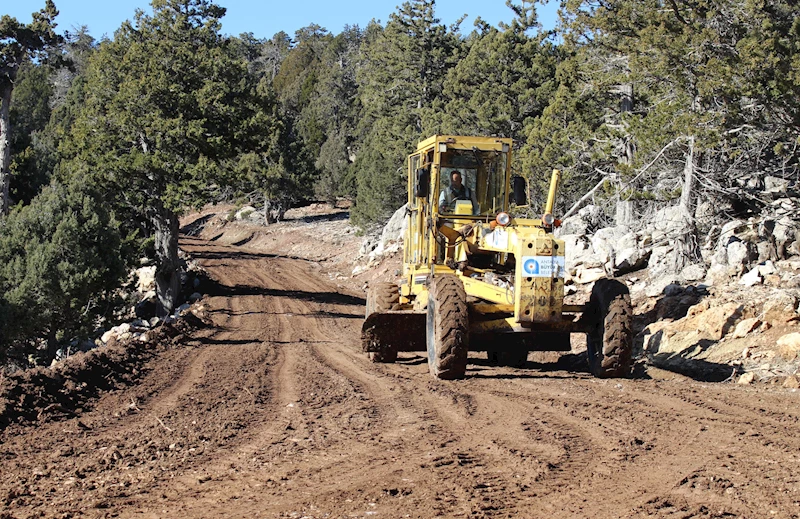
[426,275,469,380]
[586,279,633,378]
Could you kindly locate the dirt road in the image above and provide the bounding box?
[2,234,799,519]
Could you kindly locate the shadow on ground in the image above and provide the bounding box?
[202,274,365,307]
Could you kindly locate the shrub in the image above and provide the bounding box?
[0,180,136,367]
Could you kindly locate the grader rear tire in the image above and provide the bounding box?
[365,283,401,363]
[586,279,633,378]
[426,275,469,380]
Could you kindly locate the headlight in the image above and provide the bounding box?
[542,213,555,226]
[495,212,511,226]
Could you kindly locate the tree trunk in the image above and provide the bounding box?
[0,86,12,217]
[671,136,702,273]
[265,198,287,224]
[150,199,181,317]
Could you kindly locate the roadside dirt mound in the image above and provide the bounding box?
[0,312,209,429]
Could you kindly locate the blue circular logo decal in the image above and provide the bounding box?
[523,258,539,275]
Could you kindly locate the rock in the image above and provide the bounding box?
[174,303,191,316]
[763,293,798,325]
[737,372,755,385]
[776,332,800,360]
[116,323,131,335]
[561,234,596,271]
[647,244,683,279]
[738,267,763,287]
[756,241,772,263]
[670,302,742,340]
[731,318,761,339]
[101,329,115,343]
[680,263,706,282]
[645,276,680,298]
[783,375,800,389]
[135,266,157,292]
[559,205,603,235]
[764,175,790,193]
[764,274,782,286]
[686,300,711,317]
[615,247,648,274]
[719,220,748,241]
[362,204,408,263]
[574,267,606,285]
[651,206,684,235]
[565,285,577,296]
[773,217,798,259]
[726,240,755,275]
[189,292,202,302]
[757,261,777,276]
[234,205,256,220]
[131,319,149,329]
[704,264,729,286]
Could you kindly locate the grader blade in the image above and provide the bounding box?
[361,310,427,353]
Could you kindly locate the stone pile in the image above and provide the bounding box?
[354,203,407,275]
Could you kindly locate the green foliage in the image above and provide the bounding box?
[9,62,54,204]
[442,4,558,142]
[0,179,135,366]
[65,0,264,214]
[0,0,62,92]
[352,1,464,224]
[1,0,64,215]
[60,0,290,313]
[557,0,800,208]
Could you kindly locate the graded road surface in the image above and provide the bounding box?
[2,234,799,519]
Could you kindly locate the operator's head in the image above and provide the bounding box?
[450,171,463,189]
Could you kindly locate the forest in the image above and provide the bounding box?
[0,0,798,367]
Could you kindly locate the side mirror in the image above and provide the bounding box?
[414,168,430,198]
[511,176,527,206]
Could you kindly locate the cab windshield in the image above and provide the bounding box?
[437,148,508,217]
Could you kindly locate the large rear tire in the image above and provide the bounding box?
[586,279,633,378]
[365,282,401,363]
[426,275,469,379]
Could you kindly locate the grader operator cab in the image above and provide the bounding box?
[362,135,633,380]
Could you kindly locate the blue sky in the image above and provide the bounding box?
[7,0,558,40]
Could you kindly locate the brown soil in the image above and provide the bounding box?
[2,207,800,519]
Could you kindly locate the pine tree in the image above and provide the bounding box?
[0,1,63,215]
[65,0,275,315]
[353,1,463,225]
[442,2,557,140]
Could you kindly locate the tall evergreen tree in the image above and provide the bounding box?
[65,0,275,315]
[442,2,558,145]
[310,26,362,202]
[0,1,63,215]
[353,1,463,225]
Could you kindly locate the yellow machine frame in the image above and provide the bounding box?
[399,135,579,336]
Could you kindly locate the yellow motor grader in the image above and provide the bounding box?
[362,135,633,380]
